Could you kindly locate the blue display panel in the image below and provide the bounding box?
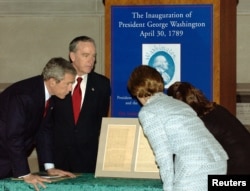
[111,5,213,117]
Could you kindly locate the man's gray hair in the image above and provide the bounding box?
[42,57,76,82]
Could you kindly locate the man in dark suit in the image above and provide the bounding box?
[52,36,111,173]
[0,57,76,190]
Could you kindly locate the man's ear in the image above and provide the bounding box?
[48,78,57,87]
[69,52,75,63]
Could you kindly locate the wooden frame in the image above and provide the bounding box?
[104,0,237,115]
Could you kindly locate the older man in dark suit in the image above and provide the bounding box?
[51,36,111,173]
[0,57,76,191]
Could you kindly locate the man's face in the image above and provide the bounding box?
[70,41,96,75]
[153,55,169,72]
[51,73,75,99]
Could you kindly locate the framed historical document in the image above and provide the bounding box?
[95,117,160,179]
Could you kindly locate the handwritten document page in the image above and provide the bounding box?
[135,127,159,172]
[103,124,136,171]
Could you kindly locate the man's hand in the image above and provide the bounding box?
[23,174,51,191]
[47,168,76,178]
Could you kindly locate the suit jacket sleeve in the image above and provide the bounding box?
[5,94,33,177]
[139,110,174,191]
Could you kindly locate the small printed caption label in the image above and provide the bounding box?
[208,175,250,191]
